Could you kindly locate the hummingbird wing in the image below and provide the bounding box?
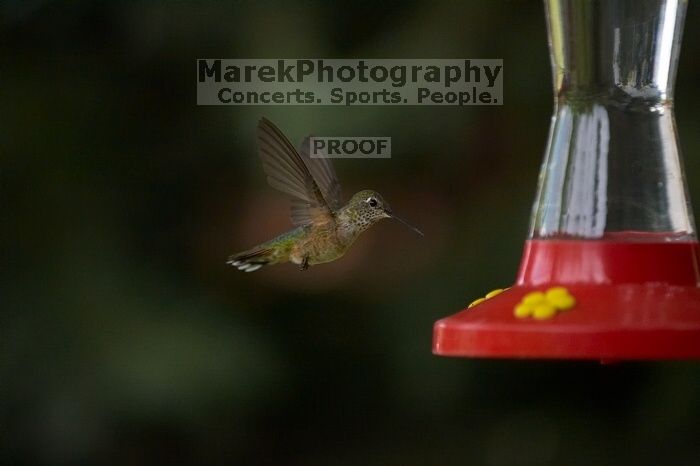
[299,136,343,211]
[257,118,337,227]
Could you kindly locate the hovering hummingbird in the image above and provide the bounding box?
[228,118,423,272]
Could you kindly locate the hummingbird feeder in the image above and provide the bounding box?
[433,0,700,360]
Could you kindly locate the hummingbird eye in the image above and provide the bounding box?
[367,197,378,208]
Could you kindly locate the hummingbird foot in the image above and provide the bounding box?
[299,256,309,271]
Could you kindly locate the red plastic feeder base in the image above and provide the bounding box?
[433,237,700,360]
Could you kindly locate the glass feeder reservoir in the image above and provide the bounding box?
[433,0,700,360]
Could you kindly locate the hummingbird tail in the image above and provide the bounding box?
[227,247,275,272]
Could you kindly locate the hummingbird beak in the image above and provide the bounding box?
[385,209,424,237]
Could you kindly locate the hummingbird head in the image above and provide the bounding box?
[345,190,423,236]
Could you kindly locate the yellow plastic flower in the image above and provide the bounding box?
[485,288,505,299]
[545,287,576,310]
[514,287,576,320]
[513,303,533,318]
[468,297,486,308]
[468,288,509,308]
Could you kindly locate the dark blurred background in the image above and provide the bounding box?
[3,1,700,465]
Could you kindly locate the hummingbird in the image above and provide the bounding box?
[228,118,423,272]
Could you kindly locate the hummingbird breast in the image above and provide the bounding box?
[290,223,349,266]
